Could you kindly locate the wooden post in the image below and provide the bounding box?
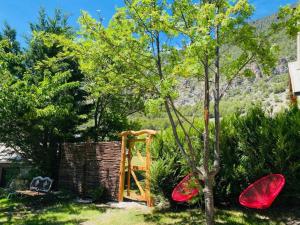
[289,76,298,106]
[145,136,152,207]
[127,142,132,197]
[118,135,127,202]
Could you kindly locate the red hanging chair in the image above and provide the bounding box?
[172,173,200,202]
[239,174,285,209]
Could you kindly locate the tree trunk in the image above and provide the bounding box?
[203,176,215,225]
[94,98,101,142]
[203,55,215,225]
[48,139,61,189]
[214,23,221,172]
[53,142,62,189]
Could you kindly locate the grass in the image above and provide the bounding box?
[0,195,299,225]
[0,197,105,225]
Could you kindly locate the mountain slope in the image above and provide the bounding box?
[176,13,295,112]
[133,11,297,129]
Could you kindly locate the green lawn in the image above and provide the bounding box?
[0,196,299,225]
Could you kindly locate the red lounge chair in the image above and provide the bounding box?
[239,174,285,209]
[172,173,200,202]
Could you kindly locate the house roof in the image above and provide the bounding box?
[0,144,22,164]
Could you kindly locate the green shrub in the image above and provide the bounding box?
[1,165,20,188]
[86,186,105,202]
[148,106,300,207]
[0,187,8,198]
[150,122,209,207]
[151,129,191,207]
[216,106,300,205]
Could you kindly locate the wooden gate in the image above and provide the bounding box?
[118,130,157,207]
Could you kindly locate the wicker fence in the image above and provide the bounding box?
[59,142,121,200]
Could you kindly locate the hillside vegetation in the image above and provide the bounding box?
[134,12,296,130]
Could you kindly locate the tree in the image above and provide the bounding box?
[0,10,88,182]
[78,14,145,141]
[0,32,86,179]
[0,22,20,54]
[276,3,300,106]
[30,8,73,36]
[171,1,276,222]
[79,0,276,224]
[26,8,74,68]
[0,23,24,77]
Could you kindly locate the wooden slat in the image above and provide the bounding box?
[127,146,131,196]
[136,147,146,164]
[118,136,126,202]
[131,170,145,197]
[128,139,146,143]
[16,190,46,196]
[120,130,157,137]
[131,165,146,171]
[145,136,153,207]
[124,192,146,201]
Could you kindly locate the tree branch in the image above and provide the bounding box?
[219,55,255,99]
[164,99,199,174]
[168,97,198,167]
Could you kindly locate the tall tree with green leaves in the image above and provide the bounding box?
[0,33,86,180]
[276,3,300,106]
[79,0,276,224]
[0,23,20,53]
[78,14,145,141]
[0,9,88,182]
[0,23,24,77]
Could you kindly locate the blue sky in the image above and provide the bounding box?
[250,0,298,18]
[0,0,297,46]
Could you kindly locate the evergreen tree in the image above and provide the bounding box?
[0,9,88,183]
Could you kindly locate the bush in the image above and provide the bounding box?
[87,186,105,202]
[216,106,300,205]
[151,130,188,207]
[1,166,20,188]
[0,187,8,198]
[150,106,300,208]
[4,164,42,191]
[150,120,209,208]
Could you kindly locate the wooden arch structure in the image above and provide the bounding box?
[118,130,157,207]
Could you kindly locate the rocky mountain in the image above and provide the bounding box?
[175,13,296,115]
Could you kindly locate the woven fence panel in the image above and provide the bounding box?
[59,142,121,200]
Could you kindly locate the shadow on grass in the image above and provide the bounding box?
[217,209,274,225]
[144,208,205,225]
[2,195,300,225]
[217,205,300,225]
[143,206,300,225]
[4,215,86,225]
[0,195,108,225]
[244,205,300,225]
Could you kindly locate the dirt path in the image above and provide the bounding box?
[80,201,152,225]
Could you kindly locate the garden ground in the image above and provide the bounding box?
[0,196,300,225]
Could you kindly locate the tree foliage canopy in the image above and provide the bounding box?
[0,9,139,179]
[0,2,297,224]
